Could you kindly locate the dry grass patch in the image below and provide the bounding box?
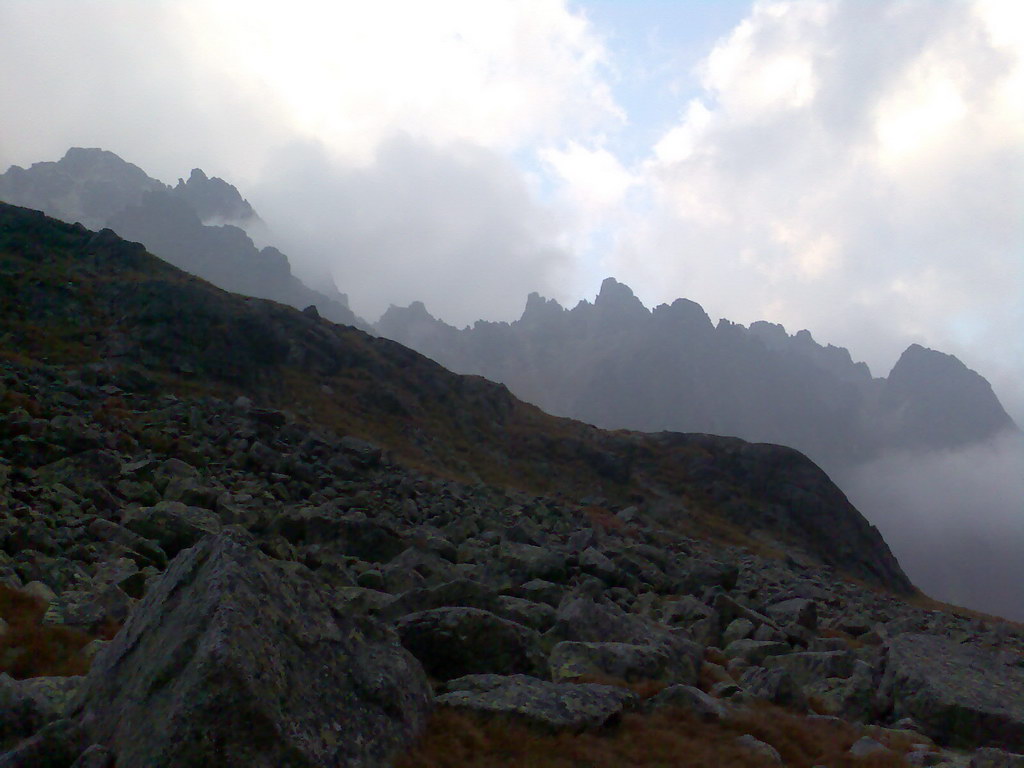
[0,585,111,678]
[398,702,916,768]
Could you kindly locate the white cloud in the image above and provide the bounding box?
[844,431,1024,620]
[609,0,1024,414]
[250,135,574,326]
[174,0,621,165]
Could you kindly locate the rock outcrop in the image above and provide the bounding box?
[74,530,432,768]
[879,633,1024,751]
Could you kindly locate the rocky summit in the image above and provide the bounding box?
[1,201,1024,766]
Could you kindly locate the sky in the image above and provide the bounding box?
[0,0,1022,616]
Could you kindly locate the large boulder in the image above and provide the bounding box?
[762,650,854,687]
[437,674,636,731]
[739,666,808,712]
[395,607,548,681]
[0,674,82,751]
[73,530,432,768]
[550,640,698,686]
[548,596,663,646]
[879,633,1024,751]
[122,501,220,557]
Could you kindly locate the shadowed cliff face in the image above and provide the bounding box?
[0,202,912,593]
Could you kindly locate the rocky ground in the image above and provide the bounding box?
[1,355,1023,767]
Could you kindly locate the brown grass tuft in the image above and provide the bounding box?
[0,585,108,678]
[398,701,917,768]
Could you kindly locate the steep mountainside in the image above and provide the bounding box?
[0,148,367,330]
[378,278,1017,473]
[0,201,909,593]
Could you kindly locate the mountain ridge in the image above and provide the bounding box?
[0,148,368,331]
[378,277,1017,474]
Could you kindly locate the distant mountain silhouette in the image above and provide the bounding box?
[379,277,1017,473]
[0,148,368,330]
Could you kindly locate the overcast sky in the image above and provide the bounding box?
[0,0,1021,423]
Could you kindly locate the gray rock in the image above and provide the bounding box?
[850,736,891,757]
[123,500,220,557]
[735,734,782,764]
[880,633,1024,750]
[907,749,947,766]
[1,673,53,750]
[380,578,499,621]
[395,606,548,681]
[550,640,697,685]
[763,650,854,687]
[766,597,818,630]
[722,618,755,646]
[42,585,131,632]
[0,718,87,768]
[515,579,566,608]
[971,747,1024,767]
[493,595,556,632]
[662,595,713,626]
[499,542,567,582]
[740,665,809,712]
[549,596,663,646]
[75,530,432,768]
[274,509,405,563]
[438,674,636,731]
[645,684,727,721]
[723,639,790,665]
[86,519,167,568]
[804,659,876,722]
[71,744,115,768]
[578,547,625,585]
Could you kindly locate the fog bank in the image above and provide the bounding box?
[843,430,1024,621]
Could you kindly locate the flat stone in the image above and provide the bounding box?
[880,633,1024,751]
[438,674,637,731]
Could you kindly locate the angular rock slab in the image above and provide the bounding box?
[395,606,548,681]
[550,640,696,685]
[74,530,432,768]
[437,674,637,731]
[880,633,1024,751]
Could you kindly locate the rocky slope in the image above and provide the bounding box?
[0,148,366,330]
[2,203,1023,766]
[379,278,1017,474]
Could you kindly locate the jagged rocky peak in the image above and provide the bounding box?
[880,343,1017,448]
[0,147,164,229]
[748,320,790,348]
[594,277,650,323]
[652,297,714,331]
[520,291,565,325]
[377,300,450,344]
[173,167,258,223]
[57,147,153,184]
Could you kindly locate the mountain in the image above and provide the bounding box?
[0,148,368,330]
[3,203,1024,765]
[379,277,1017,473]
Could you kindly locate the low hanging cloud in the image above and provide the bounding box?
[611,0,1024,416]
[250,136,574,325]
[842,430,1024,621]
